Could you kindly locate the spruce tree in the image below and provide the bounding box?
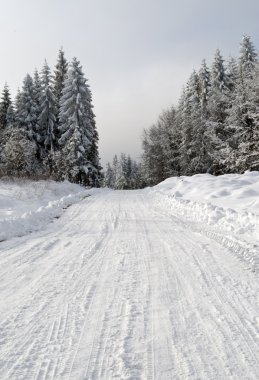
[33,70,42,123]
[54,48,68,129]
[19,74,39,143]
[211,49,229,92]
[54,48,68,106]
[206,50,230,173]
[6,103,15,126]
[58,58,97,184]
[0,84,12,130]
[181,70,205,174]
[38,61,57,155]
[198,60,211,116]
[226,57,239,92]
[104,162,114,188]
[225,36,259,172]
[239,35,257,78]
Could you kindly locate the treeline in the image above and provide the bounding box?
[103,154,145,189]
[0,49,101,186]
[142,35,259,186]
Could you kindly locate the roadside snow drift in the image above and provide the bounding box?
[150,171,259,271]
[0,179,91,241]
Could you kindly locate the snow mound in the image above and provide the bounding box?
[150,171,259,271]
[0,179,91,241]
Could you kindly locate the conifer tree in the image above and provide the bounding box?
[206,50,230,172]
[0,84,12,130]
[54,48,68,128]
[198,60,211,115]
[6,103,15,126]
[211,49,229,92]
[181,70,204,174]
[104,162,114,187]
[226,57,239,92]
[224,36,259,172]
[239,35,257,78]
[19,74,39,143]
[38,61,57,155]
[1,84,38,177]
[14,89,22,122]
[3,127,37,177]
[58,58,98,184]
[33,70,42,123]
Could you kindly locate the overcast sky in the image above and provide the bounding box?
[0,0,258,165]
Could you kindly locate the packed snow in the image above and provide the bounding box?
[0,174,258,379]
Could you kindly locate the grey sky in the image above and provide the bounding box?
[0,0,258,165]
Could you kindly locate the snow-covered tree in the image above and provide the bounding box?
[54,48,68,129]
[33,70,42,122]
[198,59,211,115]
[226,57,239,92]
[180,70,205,174]
[6,103,15,126]
[103,154,144,189]
[224,36,259,172]
[0,84,12,130]
[211,49,229,92]
[38,61,57,154]
[19,74,39,143]
[239,35,257,78]
[206,50,231,172]
[103,162,114,187]
[58,57,98,184]
[54,48,68,105]
[2,127,37,177]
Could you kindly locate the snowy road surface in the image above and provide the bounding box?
[0,190,258,379]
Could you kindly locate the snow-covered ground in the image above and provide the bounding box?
[151,171,259,271]
[0,175,258,379]
[0,179,93,241]
[153,171,259,214]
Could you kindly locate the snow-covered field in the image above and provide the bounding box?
[0,174,258,379]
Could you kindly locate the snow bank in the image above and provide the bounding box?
[153,171,259,215]
[150,171,259,271]
[0,179,91,241]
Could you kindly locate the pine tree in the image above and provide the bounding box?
[206,50,231,173]
[54,48,68,127]
[14,89,22,122]
[38,61,57,155]
[86,96,101,186]
[111,154,120,188]
[116,153,128,189]
[19,74,39,142]
[180,70,205,174]
[0,84,12,130]
[224,36,259,172]
[103,162,114,188]
[211,49,229,92]
[103,154,144,189]
[6,103,15,126]
[198,59,211,115]
[58,58,97,184]
[226,57,239,92]
[239,35,257,78]
[33,70,42,122]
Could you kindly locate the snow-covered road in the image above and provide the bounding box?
[0,190,258,379]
